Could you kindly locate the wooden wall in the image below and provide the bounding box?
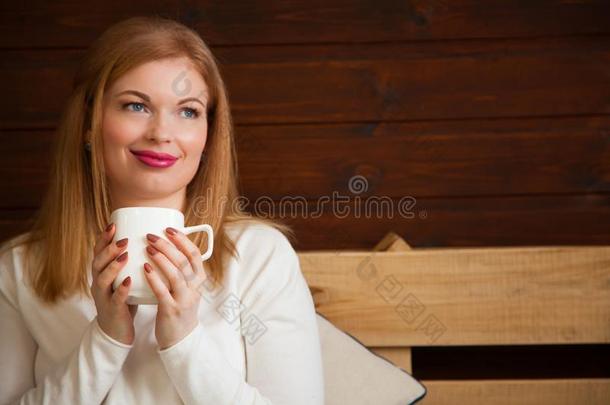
[1,0,609,387]
[1,1,610,251]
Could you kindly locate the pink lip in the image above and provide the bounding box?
[130,150,178,168]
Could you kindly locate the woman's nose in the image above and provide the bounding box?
[147,115,174,143]
[147,130,172,143]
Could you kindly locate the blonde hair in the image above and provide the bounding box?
[1,16,294,302]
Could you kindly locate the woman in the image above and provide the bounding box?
[0,16,324,404]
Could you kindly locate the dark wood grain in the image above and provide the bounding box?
[277,193,610,249]
[2,116,610,208]
[0,209,36,245]
[1,36,609,129]
[4,193,610,250]
[0,0,609,48]
[236,115,610,199]
[0,129,53,208]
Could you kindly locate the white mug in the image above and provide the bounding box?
[110,206,213,305]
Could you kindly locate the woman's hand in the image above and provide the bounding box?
[90,223,138,345]
[143,227,208,350]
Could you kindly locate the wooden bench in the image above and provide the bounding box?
[298,232,610,404]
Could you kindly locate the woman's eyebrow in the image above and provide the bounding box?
[114,89,206,107]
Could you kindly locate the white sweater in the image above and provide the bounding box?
[0,222,324,404]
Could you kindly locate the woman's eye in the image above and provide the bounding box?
[123,102,147,113]
[181,107,200,119]
[122,102,200,119]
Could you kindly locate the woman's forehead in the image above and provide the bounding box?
[107,58,208,102]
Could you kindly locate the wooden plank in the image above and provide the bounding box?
[0,210,36,245]
[370,234,413,373]
[1,37,609,128]
[374,232,412,252]
[420,378,610,405]
[0,1,609,48]
[2,116,610,207]
[0,130,52,208]
[5,193,610,249]
[298,246,610,346]
[236,116,610,199]
[281,194,610,249]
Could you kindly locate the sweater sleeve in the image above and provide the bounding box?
[0,248,133,405]
[157,229,324,405]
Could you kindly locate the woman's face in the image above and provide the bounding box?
[100,56,209,209]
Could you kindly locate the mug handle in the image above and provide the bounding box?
[181,224,214,261]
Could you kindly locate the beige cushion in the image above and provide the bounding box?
[317,313,427,404]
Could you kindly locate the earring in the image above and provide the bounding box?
[84,141,91,151]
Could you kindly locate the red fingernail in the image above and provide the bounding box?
[122,276,131,286]
[116,251,128,262]
[166,227,178,236]
[146,245,158,255]
[146,233,159,242]
[144,263,152,273]
[115,238,128,248]
[105,223,114,233]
